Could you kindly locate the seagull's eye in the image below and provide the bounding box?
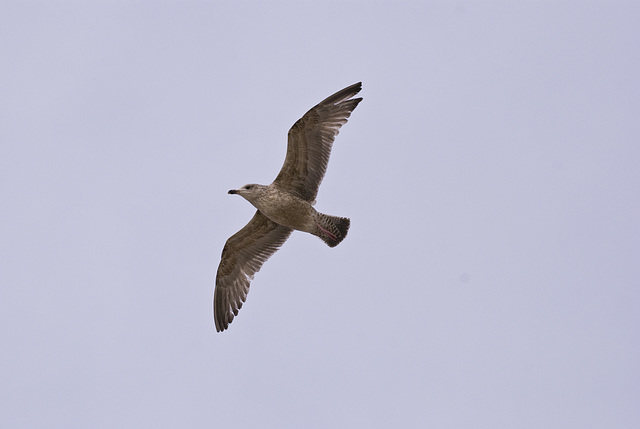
[245,185,252,190]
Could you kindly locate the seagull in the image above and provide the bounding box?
[214,82,363,332]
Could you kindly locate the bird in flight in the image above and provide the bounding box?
[214,82,363,332]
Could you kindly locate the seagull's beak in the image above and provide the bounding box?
[228,189,237,194]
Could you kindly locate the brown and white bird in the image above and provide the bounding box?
[214,82,363,332]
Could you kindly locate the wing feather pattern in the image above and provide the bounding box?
[214,211,292,332]
[273,82,363,201]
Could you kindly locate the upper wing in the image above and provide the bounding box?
[272,82,363,202]
[214,211,293,332]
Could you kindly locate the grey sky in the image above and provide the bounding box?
[1,2,639,428]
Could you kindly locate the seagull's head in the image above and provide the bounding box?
[228,184,266,204]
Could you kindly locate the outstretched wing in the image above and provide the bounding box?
[273,82,363,202]
[214,211,293,332]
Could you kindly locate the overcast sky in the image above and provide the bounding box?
[2,1,639,428]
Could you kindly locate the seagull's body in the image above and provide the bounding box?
[214,82,363,332]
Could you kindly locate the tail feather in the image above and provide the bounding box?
[315,213,350,247]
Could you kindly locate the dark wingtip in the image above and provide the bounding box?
[320,82,363,106]
[214,308,231,332]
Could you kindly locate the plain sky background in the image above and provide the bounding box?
[1,1,639,428]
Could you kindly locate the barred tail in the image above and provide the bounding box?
[315,213,350,247]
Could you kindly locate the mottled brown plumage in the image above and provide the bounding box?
[214,83,362,332]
